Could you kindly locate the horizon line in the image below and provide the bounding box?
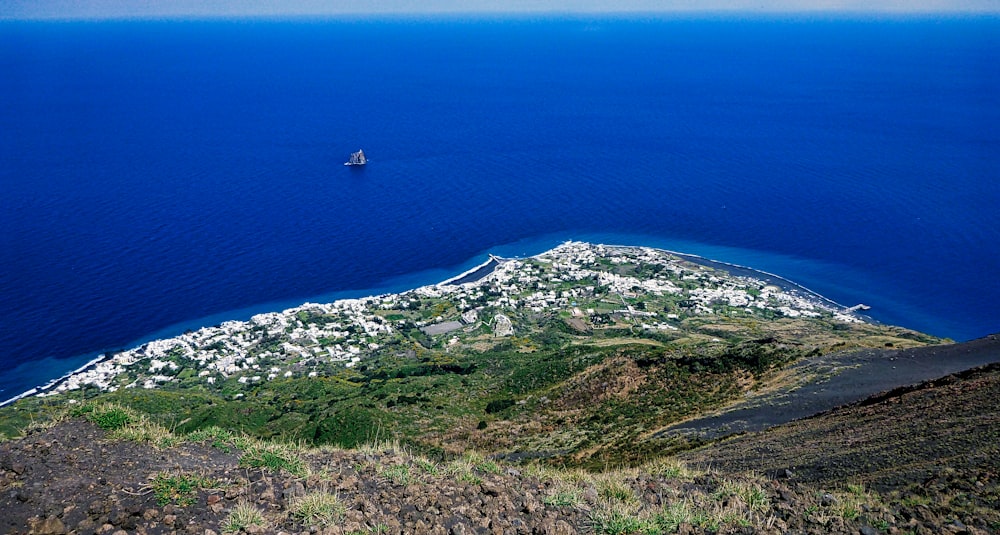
[4,9,1000,22]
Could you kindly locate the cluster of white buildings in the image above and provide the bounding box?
[35,242,862,401]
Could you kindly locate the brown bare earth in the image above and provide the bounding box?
[658,334,1000,441]
[681,358,1000,531]
[4,415,997,535]
[1,335,998,534]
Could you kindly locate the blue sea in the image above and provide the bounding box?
[1,15,998,401]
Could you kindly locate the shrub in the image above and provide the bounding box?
[485,398,515,414]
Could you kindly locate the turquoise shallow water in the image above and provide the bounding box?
[1,17,998,400]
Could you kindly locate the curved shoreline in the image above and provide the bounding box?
[1,241,876,407]
[0,354,110,408]
[657,249,867,315]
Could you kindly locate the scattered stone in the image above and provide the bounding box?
[27,515,65,535]
[1,408,998,535]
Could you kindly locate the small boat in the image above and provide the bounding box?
[344,149,367,166]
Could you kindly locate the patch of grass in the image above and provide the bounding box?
[846,482,866,496]
[289,490,346,525]
[544,486,584,507]
[413,457,440,476]
[186,426,237,452]
[222,500,268,533]
[596,477,637,505]
[77,402,179,447]
[152,472,211,506]
[345,525,390,535]
[714,479,769,513]
[466,452,503,475]
[87,402,138,430]
[377,464,413,486]
[113,416,180,448]
[18,410,71,437]
[238,439,307,477]
[446,459,483,485]
[642,458,697,480]
[899,494,932,508]
[831,485,878,521]
[689,508,721,531]
[590,499,653,535]
[654,500,692,532]
[356,437,405,456]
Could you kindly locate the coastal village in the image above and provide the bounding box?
[33,242,866,402]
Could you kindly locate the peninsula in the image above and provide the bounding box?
[19,242,898,404]
[2,242,998,534]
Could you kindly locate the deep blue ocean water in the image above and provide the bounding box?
[1,16,998,401]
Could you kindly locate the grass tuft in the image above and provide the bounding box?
[222,500,268,533]
[413,456,440,476]
[595,476,638,505]
[289,490,346,525]
[377,463,413,486]
[238,439,308,477]
[544,485,584,507]
[654,500,693,532]
[87,402,138,430]
[186,426,237,452]
[714,479,770,513]
[590,499,652,535]
[445,458,483,485]
[642,457,698,480]
[151,472,212,506]
[113,416,180,448]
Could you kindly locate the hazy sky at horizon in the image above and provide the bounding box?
[4,0,999,20]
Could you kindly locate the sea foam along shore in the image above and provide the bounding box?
[0,256,504,408]
[0,242,868,408]
[0,354,109,408]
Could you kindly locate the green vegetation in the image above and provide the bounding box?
[222,501,268,533]
[237,439,308,477]
[289,491,346,525]
[0,244,946,471]
[151,472,213,506]
[84,402,136,430]
[543,486,583,507]
[377,463,413,485]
